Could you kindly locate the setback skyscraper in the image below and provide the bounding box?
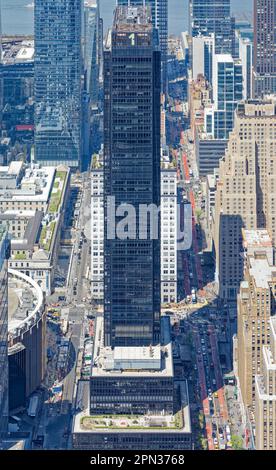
[253,0,276,97]
[189,0,235,54]
[213,99,276,300]
[34,0,82,167]
[117,0,168,92]
[104,4,161,348]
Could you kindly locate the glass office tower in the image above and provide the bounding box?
[83,0,101,106]
[189,0,235,54]
[104,5,161,347]
[0,225,9,446]
[117,0,168,92]
[34,0,82,167]
[212,55,243,139]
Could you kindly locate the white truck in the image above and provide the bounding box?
[191,288,197,304]
[27,395,39,418]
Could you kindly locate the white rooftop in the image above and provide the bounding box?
[16,46,34,62]
[92,315,173,377]
[243,229,272,248]
[214,53,234,63]
[0,161,23,176]
[0,166,56,203]
[249,257,276,289]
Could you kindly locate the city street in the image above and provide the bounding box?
[35,172,93,449]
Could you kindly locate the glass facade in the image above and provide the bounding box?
[213,58,243,139]
[34,0,82,167]
[117,0,168,92]
[0,225,9,445]
[83,0,100,105]
[90,376,174,415]
[104,7,161,347]
[190,0,235,54]
[73,430,192,450]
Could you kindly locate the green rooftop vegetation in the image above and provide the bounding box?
[48,170,67,214]
[91,153,103,170]
[13,252,27,260]
[39,221,56,252]
[80,412,183,431]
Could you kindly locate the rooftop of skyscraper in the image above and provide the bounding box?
[242,229,273,249]
[73,379,191,435]
[248,257,276,289]
[236,97,276,117]
[91,315,173,378]
[114,5,152,31]
[1,38,34,65]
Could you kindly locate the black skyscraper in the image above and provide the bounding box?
[103,5,161,347]
[117,0,168,93]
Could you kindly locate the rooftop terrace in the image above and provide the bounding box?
[73,380,191,435]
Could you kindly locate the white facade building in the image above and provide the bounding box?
[90,158,104,300]
[90,158,178,304]
[161,163,178,304]
[192,34,215,84]
[238,34,253,100]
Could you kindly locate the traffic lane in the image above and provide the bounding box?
[193,326,216,450]
[195,321,229,451]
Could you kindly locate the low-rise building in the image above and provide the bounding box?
[0,163,56,212]
[188,74,212,142]
[8,268,45,411]
[0,163,70,294]
[195,128,227,177]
